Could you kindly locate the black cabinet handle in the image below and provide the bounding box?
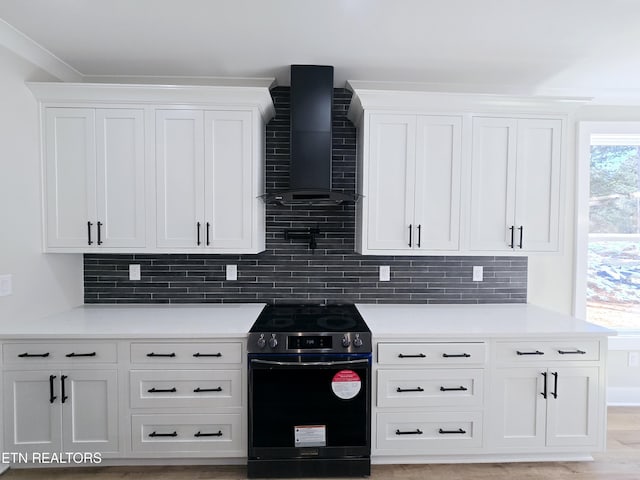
[440,386,468,392]
[396,387,424,393]
[61,375,68,403]
[395,429,423,435]
[442,353,471,358]
[97,221,103,245]
[87,221,93,246]
[439,428,466,435]
[194,387,222,393]
[417,224,421,248]
[518,226,524,249]
[516,350,544,356]
[18,352,50,358]
[65,352,96,358]
[196,222,201,246]
[551,371,558,399]
[558,349,586,355]
[408,224,412,247]
[146,352,176,358]
[509,225,515,248]
[148,387,177,393]
[398,353,426,358]
[49,375,57,404]
[541,371,547,399]
[206,222,211,246]
[193,352,222,358]
[194,430,222,438]
[149,431,177,438]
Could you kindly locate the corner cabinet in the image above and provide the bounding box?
[29,82,274,254]
[347,85,576,256]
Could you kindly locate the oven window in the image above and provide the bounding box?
[250,364,369,449]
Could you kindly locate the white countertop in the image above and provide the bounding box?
[0,304,266,339]
[356,303,615,339]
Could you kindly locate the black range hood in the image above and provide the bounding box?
[264,65,359,206]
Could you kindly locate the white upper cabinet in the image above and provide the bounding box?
[44,107,145,250]
[469,117,562,253]
[359,113,461,254]
[30,82,274,254]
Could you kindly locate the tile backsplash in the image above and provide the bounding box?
[84,87,527,305]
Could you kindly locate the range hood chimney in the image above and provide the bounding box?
[264,65,359,206]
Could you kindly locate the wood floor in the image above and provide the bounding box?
[2,407,639,479]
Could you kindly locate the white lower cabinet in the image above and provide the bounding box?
[3,369,119,455]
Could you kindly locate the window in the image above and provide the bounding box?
[586,135,640,331]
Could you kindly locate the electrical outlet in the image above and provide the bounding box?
[0,274,12,296]
[226,265,238,281]
[629,352,640,367]
[473,266,483,282]
[379,266,390,282]
[129,264,141,281]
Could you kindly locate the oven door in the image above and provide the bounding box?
[248,354,371,460]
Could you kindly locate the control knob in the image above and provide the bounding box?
[256,334,266,349]
[268,333,278,349]
[353,333,363,348]
[341,334,351,348]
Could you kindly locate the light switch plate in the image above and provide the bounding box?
[379,265,390,282]
[226,265,238,281]
[129,264,141,281]
[0,274,12,296]
[472,266,483,282]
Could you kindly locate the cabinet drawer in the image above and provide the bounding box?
[131,413,242,455]
[378,343,486,365]
[495,340,600,363]
[130,370,241,408]
[130,342,242,364]
[377,369,483,408]
[3,342,117,364]
[377,411,482,452]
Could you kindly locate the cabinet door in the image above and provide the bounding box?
[204,111,253,250]
[3,370,62,454]
[61,370,119,453]
[44,108,96,248]
[95,109,146,247]
[414,116,462,250]
[366,114,416,250]
[546,367,599,447]
[156,110,205,248]
[469,117,517,251]
[489,367,546,449]
[514,119,562,252]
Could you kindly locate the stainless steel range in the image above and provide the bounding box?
[247,304,372,478]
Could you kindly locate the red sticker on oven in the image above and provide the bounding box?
[331,370,361,400]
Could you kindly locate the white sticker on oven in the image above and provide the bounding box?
[294,425,326,447]
[331,369,361,400]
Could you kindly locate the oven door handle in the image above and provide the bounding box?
[250,358,370,368]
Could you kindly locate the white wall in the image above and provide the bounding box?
[0,46,83,321]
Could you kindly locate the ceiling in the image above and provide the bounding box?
[2,0,640,100]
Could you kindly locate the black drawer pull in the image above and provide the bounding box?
[396,387,424,393]
[440,386,468,392]
[149,431,177,438]
[193,352,222,358]
[148,387,177,393]
[398,353,426,358]
[516,350,544,356]
[194,387,223,393]
[18,352,50,358]
[442,353,471,358]
[558,349,586,355]
[61,375,68,403]
[49,375,57,404]
[65,352,97,358]
[194,430,223,438]
[146,352,176,358]
[395,429,423,435]
[439,428,466,435]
